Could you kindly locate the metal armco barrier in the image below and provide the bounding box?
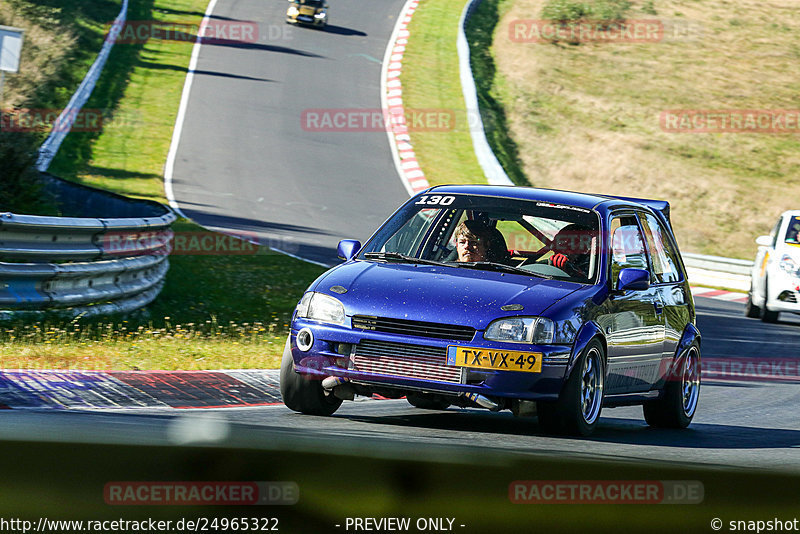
[0,174,176,316]
[682,252,752,275]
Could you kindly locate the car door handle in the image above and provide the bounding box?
[653,301,664,315]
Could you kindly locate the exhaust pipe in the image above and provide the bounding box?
[322,376,348,390]
[462,392,501,411]
[321,376,355,401]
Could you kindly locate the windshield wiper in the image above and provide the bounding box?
[454,261,553,279]
[362,252,448,267]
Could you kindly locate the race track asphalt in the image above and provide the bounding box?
[168,0,410,265]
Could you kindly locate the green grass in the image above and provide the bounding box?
[401,0,487,186]
[0,0,326,370]
[48,0,187,200]
[465,0,529,185]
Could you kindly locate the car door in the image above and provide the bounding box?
[638,211,692,384]
[600,213,666,394]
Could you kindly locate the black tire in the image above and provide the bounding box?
[406,393,450,411]
[760,279,779,323]
[537,339,605,436]
[643,342,700,428]
[279,337,342,416]
[744,283,761,318]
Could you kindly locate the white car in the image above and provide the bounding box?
[746,210,800,322]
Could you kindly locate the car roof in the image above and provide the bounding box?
[426,184,666,213]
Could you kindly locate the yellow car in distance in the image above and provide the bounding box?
[286,0,328,28]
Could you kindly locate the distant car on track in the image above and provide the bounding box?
[746,210,800,322]
[280,185,701,436]
[285,0,328,27]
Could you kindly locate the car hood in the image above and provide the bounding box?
[312,260,583,329]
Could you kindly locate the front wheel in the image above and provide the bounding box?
[537,339,605,436]
[643,342,700,428]
[744,283,761,318]
[279,337,342,416]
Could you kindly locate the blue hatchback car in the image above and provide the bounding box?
[280,185,701,435]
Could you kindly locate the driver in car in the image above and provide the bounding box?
[454,220,510,263]
[455,220,490,262]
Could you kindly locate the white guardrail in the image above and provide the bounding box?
[2,0,178,317]
[458,0,752,291]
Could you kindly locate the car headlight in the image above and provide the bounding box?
[315,11,326,18]
[484,317,559,344]
[779,255,799,277]
[287,6,299,15]
[295,292,345,325]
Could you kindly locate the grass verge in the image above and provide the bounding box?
[489,0,800,259]
[0,0,326,370]
[401,0,487,186]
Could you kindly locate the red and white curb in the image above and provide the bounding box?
[382,0,430,196]
[690,286,748,303]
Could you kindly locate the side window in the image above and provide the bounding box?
[381,208,438,256]
[640,213,682,284]
[770,218,782,248]
[609,215,648,286]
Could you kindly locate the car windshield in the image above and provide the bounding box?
[359,194,601,283]
[296,0,324,5]
[785,216,800,244]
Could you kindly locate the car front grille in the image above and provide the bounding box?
[352,339,462,384]
[351,315,476,341]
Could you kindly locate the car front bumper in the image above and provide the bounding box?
[766,269,800,312]
[286,13,326,26]
[289,319,572,401]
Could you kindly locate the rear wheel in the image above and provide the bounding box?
[643,342,700,428]
[406,394,450,411]
[279,338,342,416]
[537,339,605,436]
[760,279,779,323]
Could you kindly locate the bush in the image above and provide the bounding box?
[0,129,58,215]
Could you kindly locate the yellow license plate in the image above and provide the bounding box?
[447,346,543,373]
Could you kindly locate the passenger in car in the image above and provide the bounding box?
[549,223,593,277]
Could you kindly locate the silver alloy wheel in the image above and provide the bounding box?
[682,346,700,417]
[581,347,603,424]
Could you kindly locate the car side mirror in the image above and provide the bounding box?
[337,239,361,261]
[755,235,772,247]
[616,268,650,291]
